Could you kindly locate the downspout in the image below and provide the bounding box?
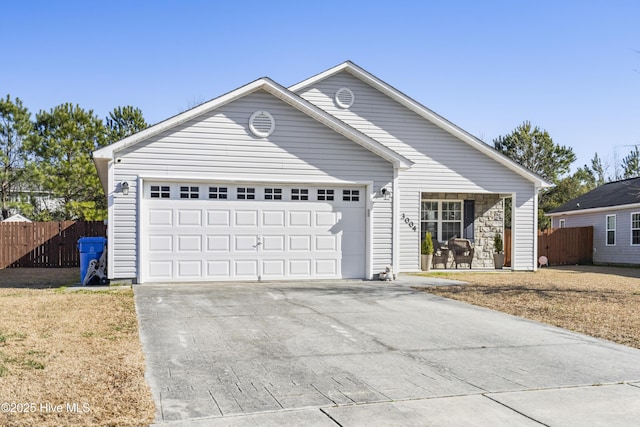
[107,160,115,279]
[533,184,541,271]
[510,191,517,271]
[392,167,400,275]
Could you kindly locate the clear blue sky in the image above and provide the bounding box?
[2,0,639,174]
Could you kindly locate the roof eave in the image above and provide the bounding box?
[93,76,412,172]
[93,78,270,160]
[291,61,552,188]
[262,80,412,169]
[546,202,640,217]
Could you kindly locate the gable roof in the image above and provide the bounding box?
[1,213,32,223]
[290,61,553,189]
[93,77,413,193]
[547,177,640,216]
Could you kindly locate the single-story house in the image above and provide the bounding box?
[547,177,640,266]
[1,213,32,223]
[93,61,551,283]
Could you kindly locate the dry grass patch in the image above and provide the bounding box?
[0,268,155,426]
[416,266,640,349]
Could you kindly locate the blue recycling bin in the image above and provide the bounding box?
[78,237,107,283]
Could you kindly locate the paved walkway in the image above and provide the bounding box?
[134,277,640,426]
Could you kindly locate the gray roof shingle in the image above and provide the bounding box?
[548,177,640,214]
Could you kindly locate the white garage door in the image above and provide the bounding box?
[141,183,366,282]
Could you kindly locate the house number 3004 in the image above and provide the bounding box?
[401,213,417,232]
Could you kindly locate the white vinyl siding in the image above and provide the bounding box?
[297,72,539,271]
[110,90,393,280]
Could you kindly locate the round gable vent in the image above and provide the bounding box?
[335,87,355,108]
[249,110,275,137]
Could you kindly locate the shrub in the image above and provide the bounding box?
[422,232,434,255]
[494,233,503,254]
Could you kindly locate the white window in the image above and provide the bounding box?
[559,219,566,228]
[342,189,359,202]
[237,188,255,200]
[291,189,309,201]
[421,200,463,243]
[150,185,170,199]
[208,187,227,199]
[606,214,616,246]
[317,189,334,201]
[180,186,199,199]
[632,213,640,245]
[265,188,282,200]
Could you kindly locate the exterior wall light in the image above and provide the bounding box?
[381,187,390,200]
[122,181,129,196]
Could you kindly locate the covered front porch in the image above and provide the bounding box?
[420,192,511,270]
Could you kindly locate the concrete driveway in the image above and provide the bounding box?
[134,278,640,426]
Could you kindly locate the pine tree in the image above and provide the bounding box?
[0,95,31,219]
[25,103,108,220]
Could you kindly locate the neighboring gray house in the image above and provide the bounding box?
[547,177,640,266]
[93,62,551,283]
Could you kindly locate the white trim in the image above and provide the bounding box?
[366,182,373,279]
[419,199,464,243]
[631,212,640,246]
[93,77,412,182]
[532,187,539,271]
[510,192,517,271]
[392,168,400,275]
[547,202,640,217]
[290,61,552,189]
[606,214,616,246]
[107,161,115,279]
[136,176,373,284]
[137,176,143,283]
[136,173,371,187]
[559,218,566,228]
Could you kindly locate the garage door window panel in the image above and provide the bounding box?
[180,186,199,199]
[317,189,334,201]
[237,187,255,200]
[209,187,228,199]
[151,185,170,199]
[343,189,359,201]
[292,189,309,201]
[265,188,283,200]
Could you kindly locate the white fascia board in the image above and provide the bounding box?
[546,202,640,217]
[261,79,412,169]
[92,79,267,196]
[93,157,110,195]
[291,61,552,189]
[93,78,268,160]
[93,76,412,172]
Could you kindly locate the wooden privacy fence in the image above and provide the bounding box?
[0,221,107,268]
[504,226,593,267]
[537,226,593,266]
